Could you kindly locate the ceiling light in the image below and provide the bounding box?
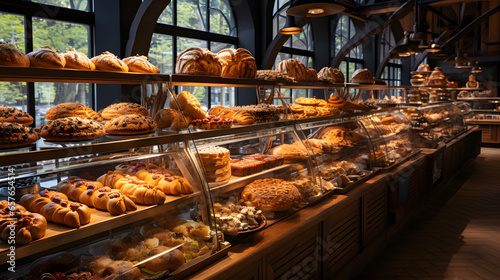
[287,0,345,18]
[471,63,482,73]
[388,53,401,60]
[391,32,421,56]
[280,15,303,35]
[427,41,440,53]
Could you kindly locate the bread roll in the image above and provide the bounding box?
[0,106,33,125]
[91,51,128,72]
[0,42,30,67]
[175,47,221,76]
[63,48,95,70]
[45,102,101,120]
[101,102,149,120]
[351,68,374,84]
[123,55,160,73]
[217,48,257,78]
[28,46,66,69]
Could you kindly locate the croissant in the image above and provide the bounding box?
[19,190,91,228]
[97,171,166,205]
[0,201,47,244]
[142,171,194,195]
[56,177,137,215]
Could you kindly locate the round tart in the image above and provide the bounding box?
[40,117,105,141]
[105,114,157,135]
[0,106,33,125]
[0,122,39,149]
[101,102,149,120]
[46,103,101,121]
[190,115,233,130]
[241,178,302,211]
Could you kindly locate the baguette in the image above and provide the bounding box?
[56,177,137,215]
[97,171,166,205]
[19,190,91,228]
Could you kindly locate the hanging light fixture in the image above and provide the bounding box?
[427,40,441,52]
[391,31,421,57]
[280,15,303,35]
[471,61,482,73]
[454,54,475,69]
[388,52,401,60]
[445,43,470,64]
[286,0,345,18]
[418,40,429,49]
[409,0,429,44]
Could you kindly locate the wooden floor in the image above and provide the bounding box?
[355,147,500,280]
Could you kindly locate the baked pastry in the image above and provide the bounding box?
[351,68,374,84]
[190,115,233,130]
[0,42,30,67]
[428,67,448,86]
[241,178,302,211]
[19,190,91,228]
[91,51,128,72]
[318,67,344,83]
[295,97,320,106]
[45,103,101,120]
[40,117,105,141]
[242,154,284,169]
[217,48,257,78]
[207,105,226,116]
[171,90,207,119]
[0,201,47,244]
[62,48,95,70]
[142,246,185,272]
[170,110,192,131]
[232,110,255,125]
[105,114,157,135]
[256,70,295,82]
[230,158,265,177]
[198,146,231,183]
[0,122,39,149]
[175,47,222,76]
[276,58,307,81]
[27,46,66,69]
[305,66,319,82]
[101,102,149,120]
[417,64,430,72]
[155,108,177,129]
[271,143,308,162]
[143,172,194,195]
[123,55,160,74]
[0,106,33,125]
[466,74,479,89]
[97,171,167,205]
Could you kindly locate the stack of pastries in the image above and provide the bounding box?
[0,105,39,148]
[198,146,231,183]
[288,97,340,118]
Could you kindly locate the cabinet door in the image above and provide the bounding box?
[323,200,361,278]
[362,180,388,247]
[225,260,263,280]
[264,224,321,280]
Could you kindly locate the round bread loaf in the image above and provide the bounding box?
[45,103,101,120]
[0,106,33,125]
[122,55,160,74]
[0,42,30,67]
[40,117,105,141]
[318,67,344,83]
[276,58,307,81]
[28,46,66,69]
[101,102,149,120]
[105,114,157,135]
[63,48,95,70]
[241,178,302,211]
[217,48,257,78]
[0,122,39,149]
[351,68,374,84]
[91,51,128,72]
[175,47,222,76]
[305,66,319,82]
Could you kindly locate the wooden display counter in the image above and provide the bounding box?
[187,128,481,280]
[467,121,500,144]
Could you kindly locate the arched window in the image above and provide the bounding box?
[150,0,238,109]
[379,26,402,95]
[272,0,314,100]
[0,1,93,126]
[335,15,363,82]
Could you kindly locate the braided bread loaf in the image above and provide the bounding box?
[217,48,257,78]
[97,171,166,205]
[175,47,222,76]
[56,177,137,215]
[0,200,47,244]
[19,190,91,228]
[276,58,307,81]
[137,170,194,195]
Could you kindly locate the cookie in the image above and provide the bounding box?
[0,122,39,149]
[40,117,105,141]
[0,106,33,125]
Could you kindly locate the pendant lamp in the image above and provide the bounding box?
[427,41,441,53]
[280,15,303,35]
[286,0,345,18]
[391,32,421,57]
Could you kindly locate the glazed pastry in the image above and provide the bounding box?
[0,122,39,149]
[0,41,30,67]
[207,105,226,116]
[104,114,157,135]
[45,103,101,120]
[190,115,232,130]
[141,171,194,195]
[175,47,222,76]
[101,102,149,120]
[122,55,160,73]
[0,202,47,244]
[232,111,255,125]
[91,51,128,72]
[27,46,66,69]
[241,178,302,211]
[40,117,105,141]
[217,48,257,78]
[63,48,95,70]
